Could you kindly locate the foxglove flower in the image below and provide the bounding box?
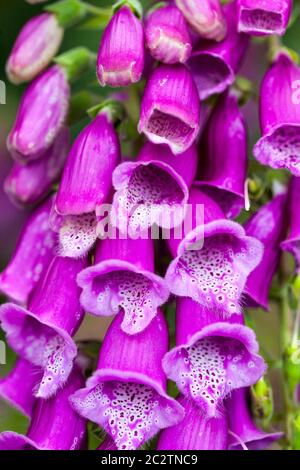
[158,396,229,450]
[165,186,263,315]
[0,367,87,450]
[97,5,144,87]
[244,194,287,310]
[7,65,70,163]
[188,2,249,100]
[0,197,56,305]
[6,13,63,84]
[53,111,120,258]
[70,310,184,450]
[77,236,169,335]
[0,256,87,398]
[237,0,292,36]
[253,53,300,176]
[175,0,227,41]
[0,358,41,419]
[145,3,192,64]
[5,127,69,207]
[198,91,247,218]
[163,297,267,417]
[111,141,197,232]
[226,388,283,450]
[281,177,300,268]
[138,64,200,154]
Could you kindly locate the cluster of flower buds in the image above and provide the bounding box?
[0,0,299,452]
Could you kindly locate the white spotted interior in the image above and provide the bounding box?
[240,9,283,33]
[59,213,97,258]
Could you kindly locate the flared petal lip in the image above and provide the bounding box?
[280,237,300,254]
[0,383,32,419]
[229,429,284,450]
[71,368,185,421]
[196,181,245,217]
[0,431,41,451]
[77,259,170,312]
[0,303,77,375]
[243,291,270,312]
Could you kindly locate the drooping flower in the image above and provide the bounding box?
[0,367,87,450]
[111,141,197,232]
[70,310,184,450]
[253,52,300,176]
[226,388,283,450]
[237,0,292,36]
[0,197,57,305]
[0,256,87,399]
[198,91,247,218]
[97,4,144,87]
[145,3,192,64]
[4,127,69,207]
[7,65,70,163]
[188,2,249,100]
[165,186,263,315]
[244,193,288,310]
[138,63,200,154]
[162,297,267,417]
[52,110,121,258]
[281,177,300,268]
[175,0,227,41]
[0,358,41,419]
[6,13,64,84]
[77,235,169,335]
[158,396,229,450]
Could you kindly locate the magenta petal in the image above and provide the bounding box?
[138,64,200,154]
[70,312,184,450]
[7,65,70,163]
[158,396,229,450]
[111,142,197,231]
[0,197,57,305]
[97,5,144,87]
[226,388,283,450]
[0,367,86,450]
[188,2,249,100]
[281,177,300,267]
[0,358,41,418]
[5,127,69,207]
[237,0,292,36]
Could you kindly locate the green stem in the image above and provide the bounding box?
[81,2,112,16]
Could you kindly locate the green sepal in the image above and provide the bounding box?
[54,47,96,82]
[113,0,143,18]
[45,0,87,28]
[87,99,126,126]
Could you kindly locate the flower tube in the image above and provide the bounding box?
[0,367,87,450]
[281,177,300,268]
[187,2,249,100]
[6,13,63,84]
[175,0,227,41]
[0,197,57,305]
[0,358,41,419]
[237,0,292,36]
[70,310,184,450]
[244,194,288,310]
[77,236,169,335]
[253,52,300,176]
[158,396,229,450]
[53,110,121,258]
[163,297,267,417]
[111,141,197,232]
[198,91,247,218]
[145,3,192,64]
[4,127,69,207]
[97,4,144,87]
[226,388,283,450]
[7,65,70,163]
[138,63,200,154]
[0,256,87,398]
[165,186,263,315]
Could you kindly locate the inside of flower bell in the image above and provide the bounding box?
[144,109,194,151]
[188,55,231,100]
[255,125,300,176]
[113,163,185,230]
[240,9,283,34]
[199,185,244,219]
[59,212,98,258]
[92,270,161,334]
